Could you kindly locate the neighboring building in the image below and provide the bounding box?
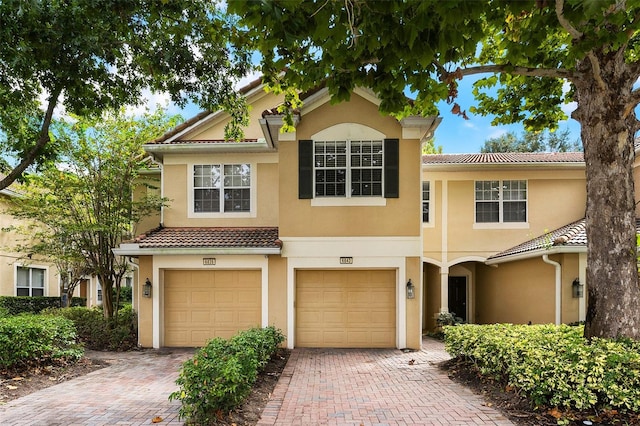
[0,188,63,301]
[421,152,588,331]
[115,82,440,349]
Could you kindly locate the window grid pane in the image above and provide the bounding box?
[193,164,251,212]
[422,182,430,222]
[350,140,383,197]
[315,141,347,197]
[16,267,46,297]
[476,202,500,222]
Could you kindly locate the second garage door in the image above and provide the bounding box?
[164,269,261,347]
[296,269,396,348]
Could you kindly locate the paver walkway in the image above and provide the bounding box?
[0,338,513,426]
[0,349,193,426]
[258,338,513,425]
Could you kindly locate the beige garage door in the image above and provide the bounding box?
[296,269,396,348]
[164,269,261,347]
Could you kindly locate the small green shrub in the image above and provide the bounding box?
[444,324,640,412]
[0,296,86,315]
[170,326,285,424]
[0,314,83,369]
[43,305,137,351]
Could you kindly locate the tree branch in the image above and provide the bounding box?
[624,87,640,120]
[555,0,583,40]
[0,87,62,191]
[587,52,608,91]
[452,64,573,80]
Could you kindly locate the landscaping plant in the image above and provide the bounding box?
[0,314,82,369]
[444,324,640,414]
[170,326,285,424]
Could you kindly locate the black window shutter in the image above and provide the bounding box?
[384,138,399,198]
[299,140,314,199]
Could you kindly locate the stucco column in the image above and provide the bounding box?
[440,270,449,313]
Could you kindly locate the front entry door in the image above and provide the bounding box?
[448,276,467,322]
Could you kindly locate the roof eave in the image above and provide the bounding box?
[113,245,281,256]
[143,140,274,159]
[422,162,586,171]
[485,246,587,265]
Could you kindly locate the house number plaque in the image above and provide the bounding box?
[340,257,353,264]
[203,258,216,265]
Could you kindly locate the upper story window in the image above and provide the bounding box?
[298,123,398,205]
[475,180,527,223]
[16,266,45,296]
[422,181,430,222]
[314,140,383,197]
[193,164,251,213]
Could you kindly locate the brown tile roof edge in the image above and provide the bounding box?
[423,152,584,164]
[487,218,640,262]
[129,226,281,249]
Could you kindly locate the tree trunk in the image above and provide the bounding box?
[99,275,114,319]
[573,50,640,340]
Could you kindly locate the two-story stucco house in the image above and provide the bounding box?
[421,152,590,331]
[115,81,440,349]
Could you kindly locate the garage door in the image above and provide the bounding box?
[164,269,261,347]
[296,270,396,348]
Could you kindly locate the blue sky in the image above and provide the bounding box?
[154,72,582,154]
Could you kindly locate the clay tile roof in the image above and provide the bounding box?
[423,152,584,165]
[132,227,280,249]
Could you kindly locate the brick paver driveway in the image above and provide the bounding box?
[259,338,513,426]
[0,338,512,426]
[0,349,193,426]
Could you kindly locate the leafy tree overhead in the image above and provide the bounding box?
[422,138,443,154]
[481,129,582,153]
[229,0,640,340]
[0,0,251,190]
[7,109,177,319]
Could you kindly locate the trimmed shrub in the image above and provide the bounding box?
[0,296,86,315]
[444,324,640,412]
[170,326,285,424]
[0,314,83,369]
[43,305,138,351]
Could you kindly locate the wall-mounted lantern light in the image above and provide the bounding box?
[143,278,152,298]
[406,279,415,299]
[572,278,583,298]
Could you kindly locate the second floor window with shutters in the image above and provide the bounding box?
[314,140,383,197]
[194,164,251,212]
[475,180,527,223]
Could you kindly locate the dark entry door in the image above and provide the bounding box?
[448,276,467,322]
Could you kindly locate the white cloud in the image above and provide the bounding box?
[234,70,262,90]
[125,90,172,116]
[487,128,508,139]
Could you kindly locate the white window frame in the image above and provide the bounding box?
[15,265,48,297]
[473,180,529,229]
[422,180,435,227]
[313,139,384,199]
[310,123,387,207]
[188,162,256,218]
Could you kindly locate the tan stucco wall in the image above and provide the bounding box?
[279,93,422,238]
[423,168,586,261]
[405,256,422,349]
[137,256,154,348]
[162,155,279,228]
[267,255,288,346]
[187,90,285,141]
[423,263,441,332]
[0,195,60,297]
[133,172,162,234]
[474,254,581,325]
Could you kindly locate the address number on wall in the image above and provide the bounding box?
[340,257,353,264]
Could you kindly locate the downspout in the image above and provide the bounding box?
[542,255,562,325]
[127,257,139,313]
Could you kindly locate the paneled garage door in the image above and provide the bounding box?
[164,269,261,347]
[296,269,396,348]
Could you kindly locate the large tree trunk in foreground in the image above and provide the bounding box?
[573,50,640,340]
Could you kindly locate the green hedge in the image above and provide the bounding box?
[170,326,285,424]
[43,305,138,351]
[444,324,640,411]
[0,314,83,369]
[0,296,86,315]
